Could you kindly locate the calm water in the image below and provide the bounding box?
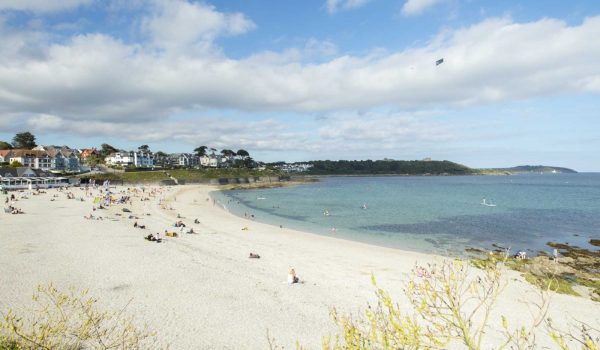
[211,174,600,256]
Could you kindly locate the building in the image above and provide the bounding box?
[0,150,12,164]
[79,148,99,162]
[169,153,199,167]
[199,155,220,168]
[31,145,81,172]
[275,163,313,173]
[8,150,52,170]
[105,151,154,167]
[0,167,69,190]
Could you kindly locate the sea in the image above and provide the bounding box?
[211,174,600,256]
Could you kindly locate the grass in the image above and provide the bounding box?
[119,171,170,182]
[523,273,581,296]
[78,168,283,184]
[167,168,281,180]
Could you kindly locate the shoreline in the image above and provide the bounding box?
[1,184,598,348]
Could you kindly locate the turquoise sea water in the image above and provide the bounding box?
[211,174,600,256]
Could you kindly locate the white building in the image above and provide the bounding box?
[199,155,220,168]
[8,150,52,171]
[276,163,313,173]
[105,151,154,167]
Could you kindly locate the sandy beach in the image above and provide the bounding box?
[1,184,598,349]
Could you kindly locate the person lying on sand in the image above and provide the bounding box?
[241,226,249,231]
[164,230,178,238]
[145,234,162,243]
[249,253,260,259]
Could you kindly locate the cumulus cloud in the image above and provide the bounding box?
[20,112,308,152]
[0,0,92,13]
[326,0,371,13]
[141,0,255,52]
[1,4,600,149]
[318,111,455,151]
[401,0,443,16]
[17,110,452,155]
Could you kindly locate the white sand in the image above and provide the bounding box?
[1,184,598,349]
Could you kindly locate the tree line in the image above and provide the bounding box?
[305,159,476,175]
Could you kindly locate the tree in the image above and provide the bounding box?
[220,149,235,158]
[85,154,103,167]
[209,148,217,155]
[100,143,118,157]
[194,146,207,157]
[0,141,12,150]
[10,160,22,168]
[236,149,249,159]
[12,132,37,149]
[138,145,150,152]
[243,156,255,168]
[154,151,167,157]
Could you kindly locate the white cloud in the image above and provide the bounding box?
[0,0,92,13]
[141,0,255,52]
[401,0,443,16]
[326,0,371,13]
[318,111,454,150]
[1,11,600,144]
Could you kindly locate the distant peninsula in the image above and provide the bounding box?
[272,160,577,176]
[479,165,578,175]
[301,160,476,175]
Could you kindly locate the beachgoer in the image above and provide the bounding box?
[288,269,299,284]
[249,253,260,259]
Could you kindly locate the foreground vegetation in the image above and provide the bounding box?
[0,284,160,349]
[289,257,599,350]
[3,259,598,349]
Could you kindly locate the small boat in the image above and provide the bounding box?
[323,209,330,216]
[481,198,496,207]
[257,196,266,200]
[361,203,368,209]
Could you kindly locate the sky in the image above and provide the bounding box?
[0,0,599,171]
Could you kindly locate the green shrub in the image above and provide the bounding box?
[0,284,162,349]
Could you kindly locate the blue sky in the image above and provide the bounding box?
[0,0,599,171]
